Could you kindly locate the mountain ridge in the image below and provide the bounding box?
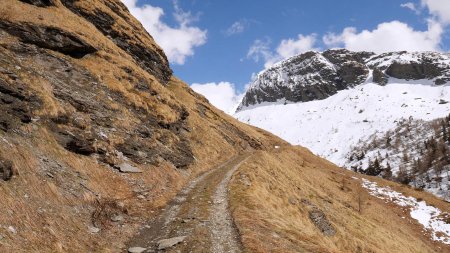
[237,49,450,111]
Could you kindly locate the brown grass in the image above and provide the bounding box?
[0,1,285,252]
[230,147,450,253]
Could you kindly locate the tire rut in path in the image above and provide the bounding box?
[125,153,251,253]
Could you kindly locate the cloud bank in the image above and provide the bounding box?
[123,0,207,65]
[247,34,319,68]
[421,0,450,25]
[323,20,443,53]
[190,82,244,114]
[247,1,450,68]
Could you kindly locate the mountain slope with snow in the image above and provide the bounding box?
[235,81,450,163]
[235,49,450,199]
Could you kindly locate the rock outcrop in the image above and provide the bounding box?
[19,0,55,7]
[238,50,372,109]
[0,20,97,58]
[60,0,172,84]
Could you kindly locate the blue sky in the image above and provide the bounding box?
[124,0,450,112]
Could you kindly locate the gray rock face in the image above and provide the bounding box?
[372,67,388,85]
[0,29,194,170]
[19,0,55,7]
[237,49,450,111]
[238,49,372,110]
[367,51,450,85]
[0,20,97,58]
[386,62,442,80]
[157,236,186,250]
[308,209,336,236]
[61,0,172,85]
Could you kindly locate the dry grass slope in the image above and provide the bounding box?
[230,147,450,253]
[0,0,281,252]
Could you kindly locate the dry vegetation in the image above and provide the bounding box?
[230,146,450,253]
[0,0,281,252]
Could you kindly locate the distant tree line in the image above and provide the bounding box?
[348,114,450,189]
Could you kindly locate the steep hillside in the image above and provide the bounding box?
[1,1,450,253]
[0,1,280,251]
[230,147,450,252]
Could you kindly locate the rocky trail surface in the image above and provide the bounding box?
[126,154,251,253]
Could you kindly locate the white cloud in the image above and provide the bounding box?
[247,34,319,68]
[190,82,244,114]
[323,20,443,53]
[247,38,273,64]
[122,0,207,65]
[275,34,319,60]
[421,0,450,25]
[401,2,420,14]
[225,21,246,36]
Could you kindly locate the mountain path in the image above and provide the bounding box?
[125,154,250,253]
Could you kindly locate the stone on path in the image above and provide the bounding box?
[157,236,186,250]
[128,247,147,253]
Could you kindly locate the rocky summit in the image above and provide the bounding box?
[238,49,450,111]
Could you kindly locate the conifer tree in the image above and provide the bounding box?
[383,162,392,180]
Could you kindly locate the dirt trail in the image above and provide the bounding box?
[126,154,251,253]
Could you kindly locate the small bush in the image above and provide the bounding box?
[91,198,127,228]
[0,159,14,181]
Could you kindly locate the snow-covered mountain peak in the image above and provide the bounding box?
[237,49,450,112]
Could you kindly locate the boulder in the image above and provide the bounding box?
[128,247,147,253]
[111,215,124,222]
[118,163,142,173]
[157,236,186,250]
[308,209,336,236]
[88,226,100,234]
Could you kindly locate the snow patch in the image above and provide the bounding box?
[360,178,450,244]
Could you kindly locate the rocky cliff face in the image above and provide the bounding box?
[238,49,450,111]
[0,1,279,251]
